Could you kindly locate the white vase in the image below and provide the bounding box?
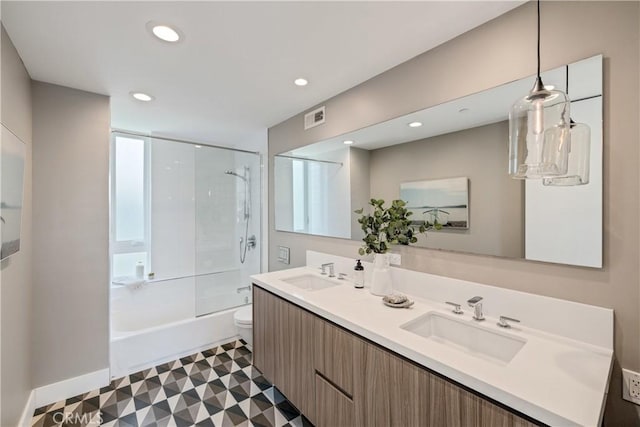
[370,253,393,296]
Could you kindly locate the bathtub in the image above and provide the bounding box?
[110,272,251,378]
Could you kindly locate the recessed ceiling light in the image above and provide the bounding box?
[408,121,423,128]
[146,21,182,43]
[294,78,308,87]
[130,92,154,102]
[343,140,354,145]
[195,145,202,149]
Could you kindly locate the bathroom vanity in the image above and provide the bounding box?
[251,252,613,427]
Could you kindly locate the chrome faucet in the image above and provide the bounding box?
[467,296,485,321]
[320,262,335,277]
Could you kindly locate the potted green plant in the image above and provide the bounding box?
[355,199,426,295]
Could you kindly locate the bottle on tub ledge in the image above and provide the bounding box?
[136,261,145,280]
[353,259,365,289]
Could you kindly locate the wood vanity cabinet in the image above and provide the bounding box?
[252,286,315,419]
[252,285,540,427]
[252,286,276,382]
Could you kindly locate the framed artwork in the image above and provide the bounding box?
[1,125,26,260]
[400,177,469,229]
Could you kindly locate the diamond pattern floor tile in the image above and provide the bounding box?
[31,340,311,427]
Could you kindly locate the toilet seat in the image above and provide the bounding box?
[234,306,252,326]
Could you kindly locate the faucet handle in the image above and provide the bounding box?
[497,316,520,328]
[338,273,348,280]
[445,301,463,314]
[467,296,483,306]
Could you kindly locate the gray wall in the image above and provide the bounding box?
[31,82,110,387]
[268,2,640,424]
[369,121,524,258]
[0,24,34,427]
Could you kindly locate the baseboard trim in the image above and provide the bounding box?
[34,368,110,409]
[18,390,36,427]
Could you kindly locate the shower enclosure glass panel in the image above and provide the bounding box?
[194,148,260,316]
[149,139,196,281]
[110,132,261,320]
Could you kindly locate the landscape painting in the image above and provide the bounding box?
[400,177,469,229]
[1,125,26,260]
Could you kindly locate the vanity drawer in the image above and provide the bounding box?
[315,373,355,427]
[314,317,355,396]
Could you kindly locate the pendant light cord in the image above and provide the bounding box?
[537,0,541,79]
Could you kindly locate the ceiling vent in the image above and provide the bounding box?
[304,106,325,130]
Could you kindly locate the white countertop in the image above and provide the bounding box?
[251,265,613,427]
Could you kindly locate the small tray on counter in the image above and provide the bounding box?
[382,294,414,309]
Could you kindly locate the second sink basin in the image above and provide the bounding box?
[401,312,526,364]
[282,274,339,291]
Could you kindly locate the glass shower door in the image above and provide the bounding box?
[194,147,261,316]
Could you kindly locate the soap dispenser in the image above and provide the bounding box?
[354,260,364,289]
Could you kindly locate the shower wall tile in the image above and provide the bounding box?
[194,270,246,316]
[195,148,238,274]
[111,277,196,333]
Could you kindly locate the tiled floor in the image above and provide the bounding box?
[31,340,311,427]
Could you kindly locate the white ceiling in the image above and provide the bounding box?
[2,1,524,151]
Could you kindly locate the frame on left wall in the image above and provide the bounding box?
[1,125,26,260]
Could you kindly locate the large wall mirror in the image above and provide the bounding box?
[275,55,602,268]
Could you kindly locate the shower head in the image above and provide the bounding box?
[225,167,251,222]
[224,170,247,181]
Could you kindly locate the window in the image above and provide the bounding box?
[110,134,149,279]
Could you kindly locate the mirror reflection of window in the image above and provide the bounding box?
[275,150,352,239]
[292,159,306,232]
[308,161,327,235]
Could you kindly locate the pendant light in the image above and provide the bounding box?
[543,69,591,186]
[509,0,571,179]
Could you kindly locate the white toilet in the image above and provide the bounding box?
[234,305,253,348]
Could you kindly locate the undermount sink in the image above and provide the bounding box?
[401,312,526,364]
[282,274,339,291]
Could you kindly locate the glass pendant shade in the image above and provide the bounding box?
[543,121,591,186]
[509,78,571,179]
